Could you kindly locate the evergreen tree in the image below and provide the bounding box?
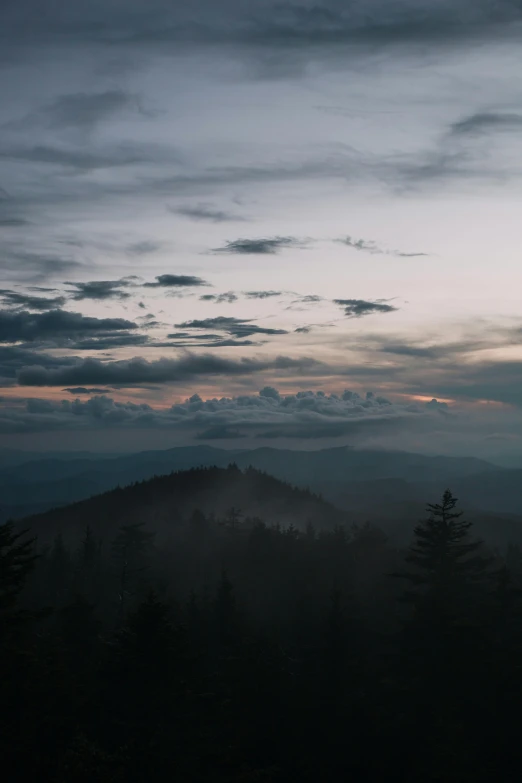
[98,592,188,779]
[74,526,102,600]
[393,489,493,615]
[391,491,496,781]
[213,569,242,650]
[48,531,72,606]
[0,521,38,635]
[110,523,155,625]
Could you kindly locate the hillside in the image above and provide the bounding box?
[19,464,347,546]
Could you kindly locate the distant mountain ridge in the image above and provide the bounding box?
[0,445,511,522]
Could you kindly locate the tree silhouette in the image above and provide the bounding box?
[393,489,493,612]
[0,521,38,635]
[110,523,155,625]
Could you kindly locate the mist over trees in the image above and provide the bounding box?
[2,472,522,781]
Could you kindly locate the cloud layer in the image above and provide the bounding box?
[0,387,447,437]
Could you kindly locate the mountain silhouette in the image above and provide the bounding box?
[18,464,347,546]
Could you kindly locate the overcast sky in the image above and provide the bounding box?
[1,0,522,456]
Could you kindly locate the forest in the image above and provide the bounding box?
[2,470,522,782]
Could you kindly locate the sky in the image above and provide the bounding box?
[1,0,522,458]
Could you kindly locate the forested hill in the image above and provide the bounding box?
[19,464,347,545]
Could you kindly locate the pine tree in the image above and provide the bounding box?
[74,526,102,600]
[213,569,241,650]
[110,523,155,625]
[222,507,243,531]
[99,591,187,774]
[0,521,38,635]
[48,531,72,606]
[390,491,496,779]
[393,489,493,615]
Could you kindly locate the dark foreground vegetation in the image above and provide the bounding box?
[2,477,522,781]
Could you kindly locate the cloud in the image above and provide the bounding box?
[17,353,322,387]
[338,236,427,257]
[126,241,161,255]
[144,274,208,288]
[170,203,246,222]
[164,335,262,348]
[0,345,79,385]
[0,142,167,172]
[374,337,487,360]
[0,250,81,281]
[0,289,66,310]
[63,387,112,395]
[338,236,382,254]
[175,316,288,338]
[243,290,283,299]
[66,278,135,301]
[333,299,399,317]
[211,236,308,254]
[0,309,137,343]
[35,90,142,131]
[450,112,522,136]
[0,217,29,227]
[296,294,323,303]
[0,386,445,437]
[68,334,151,351]
[199,292,238,304]
[5,1,522,63]
[285,294,325,311]
[406,359,522,407]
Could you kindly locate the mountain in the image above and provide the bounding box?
[18,465,348,546]
[0,445,501,521]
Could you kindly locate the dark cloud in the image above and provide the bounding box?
[0,217,29,227]
[40,90,140,131]
[144,274,208,288]
[4,90,144,134]
[401,359,522,407]
[297,294,323,303]
[199,292,238,304]
[211,236,308,254]
[1,250,81,281]
[295,326,312,333]
[17,353,322,387]
[63,387,112,395]
[170,203,246,222]
[450,112,522,135]
[3,1,522,61]
[333,299,399,317]
[175,316,288,338]
[0,289,66,310]
[66,278,135,301]
[0,142,165,172]
[0,345,79,385]
[338,236,382,254]
[237,2,522,53]
[165,334,262,348]
[375,338,486,360]
[285,294,325,312]
[338,236,427,257]
[0,309,137,343]
[167,332,224,340]
[243,290,283,299]
[69,334,151,351]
